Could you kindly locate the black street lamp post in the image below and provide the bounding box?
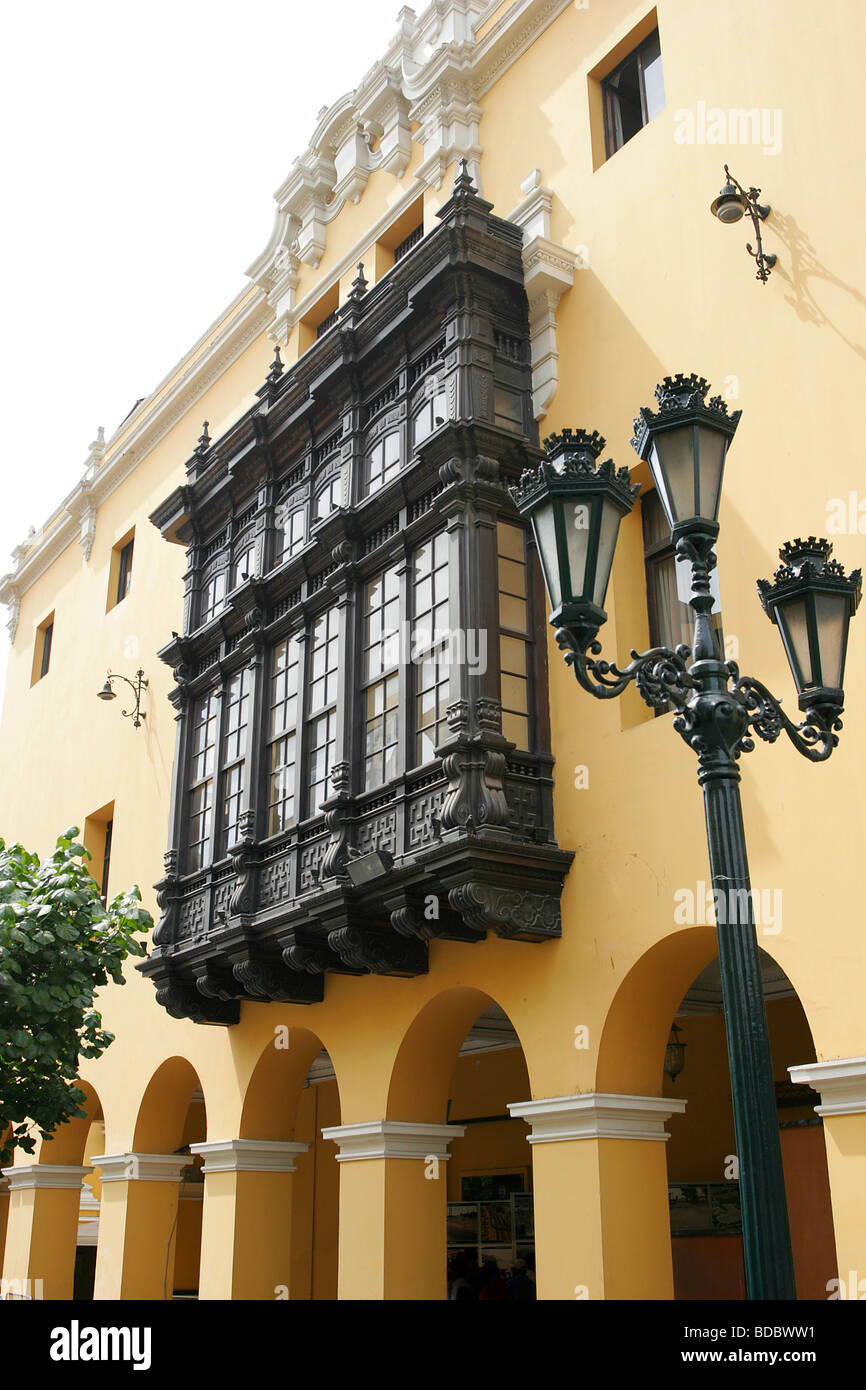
[511,374,861,1301]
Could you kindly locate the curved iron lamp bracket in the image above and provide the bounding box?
[727,667,840,762]
[723,163,777,284]
[555,629,695,710]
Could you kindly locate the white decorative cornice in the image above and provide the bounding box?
[249,0,572,285]
[0,287,271,636]
[2,1,578,637]
[788,1057,866,1116]
[189,1139,309,1173]
[322,1120,466,1162]
[1,1164,93,1191]
[90,1152,192,1183]
[507,169,577,419]
[508,1093,687,1143]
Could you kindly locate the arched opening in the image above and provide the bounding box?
[388,988,535,1301]
[88,1056,207,1301]
[239,1028,341,1300]
[665,952,836,1301]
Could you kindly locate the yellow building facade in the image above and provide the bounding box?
[1,0,864,1302]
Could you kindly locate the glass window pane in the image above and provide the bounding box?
[500,635,526,675]
[497,522,524,563]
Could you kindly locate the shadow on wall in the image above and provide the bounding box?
[768,208,866,360]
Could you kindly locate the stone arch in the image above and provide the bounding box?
[596,926,719,1095]
[35,1078,104,1165]
[386,986,508,1122]
[240,1027,340,1140]
[132,1055,204,1154]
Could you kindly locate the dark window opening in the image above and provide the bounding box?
[602,28,665,158]
[39,622,53,679]
[116,539,134,605]
[101,819,113,906]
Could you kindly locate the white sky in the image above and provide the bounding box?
[0,0,410,697]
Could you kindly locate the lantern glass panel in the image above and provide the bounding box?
[648,425,694,528]
[531,502,562,609]
[565,498,592,601]
[814,590,848,689]
[777,595,812,690]
[593,498,624,608]
[695,425,727,522]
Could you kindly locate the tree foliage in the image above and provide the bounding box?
[0,827,151,1166]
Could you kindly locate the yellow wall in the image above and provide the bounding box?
[1,0,863,1301]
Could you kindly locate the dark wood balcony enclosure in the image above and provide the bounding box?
[141,168,574,1025]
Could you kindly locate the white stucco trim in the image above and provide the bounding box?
[507,1093,687,1142]
[1,1164,93,1191]
[90,1152,192,1183]
[322,1120,466,1162]
[788,1057,866,1116]
[189,1139,310,1173]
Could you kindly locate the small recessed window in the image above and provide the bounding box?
[83,802,114,906]
[31,612,54,685]
[602,28,665,159]
[107,529,135,611]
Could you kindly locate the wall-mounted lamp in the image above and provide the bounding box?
[664,1023,687,1083]
[96,669,148,729]
[710,164,777,284]
[345,847,394,887]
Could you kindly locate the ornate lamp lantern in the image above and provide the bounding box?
[510,429,640,649]
[631,374,741,550]
[509,374,860,1302]
[758,538,861,716]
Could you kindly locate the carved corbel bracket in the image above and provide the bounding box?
[154,972,240,1026]
[437,698,513,833]
[448,882,562,942]
[281,928,337,976]
[327,924,428,977]
[231,955,323,1004]
[152,849,180,947]
[320,761,354,881]
[228,810,258,917]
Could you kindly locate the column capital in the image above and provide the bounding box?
[91,1152,191,1183]
[189,1139,310,1173]
[322,1120,466,1162]
[508,1093,687,1143]
[0,1164,93,1191]
[788,1056,866,1115]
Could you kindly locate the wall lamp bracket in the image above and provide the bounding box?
[710,164,777,283]
[97,669,148,728]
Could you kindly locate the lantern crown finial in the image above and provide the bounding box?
[631,374,742,458]
[509,429,639,513]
